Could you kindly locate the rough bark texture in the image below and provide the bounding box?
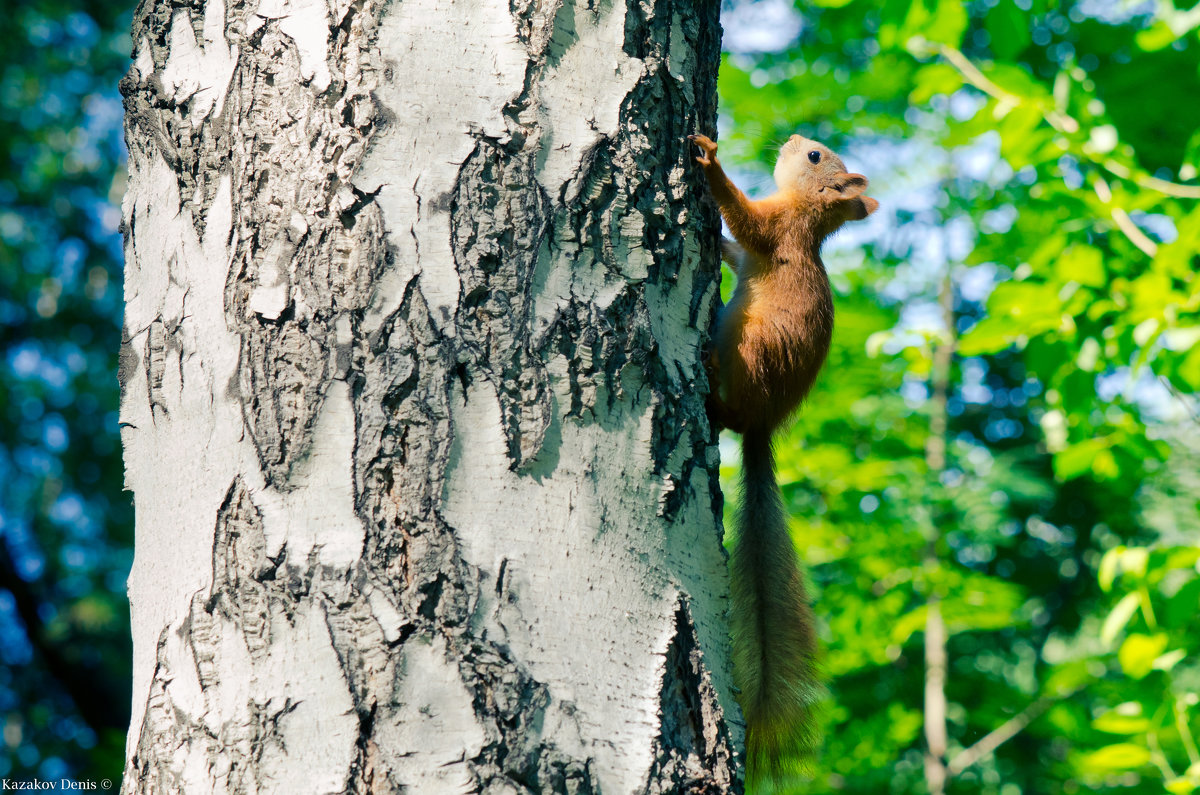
[119,0,736,792]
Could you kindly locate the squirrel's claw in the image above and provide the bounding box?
[688,134,717,166]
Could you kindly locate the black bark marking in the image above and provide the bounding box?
[451,142,555,471]
[645,602,742,794]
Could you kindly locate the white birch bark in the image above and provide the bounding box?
[119,0,736,791]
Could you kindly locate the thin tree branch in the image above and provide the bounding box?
[1102,159,1200,200]
[1148,731,1179,781]
[936,45,1015,105]
[1091,174,1159,258]
[1175,697,1200,768]
[924,599,948,793]
[936,45,1077,134]
[923,267,956,795]
[946,695,1052,776]
[1160,375,1200,424]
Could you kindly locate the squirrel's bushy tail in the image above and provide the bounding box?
[731,428,824,791]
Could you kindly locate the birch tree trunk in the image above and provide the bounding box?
[118,0,737,791]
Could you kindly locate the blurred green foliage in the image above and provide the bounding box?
[0,0,133,783]
[718,0,1200,791]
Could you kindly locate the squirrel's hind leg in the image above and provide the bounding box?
[706,393,747,434]
[705,350,747,434]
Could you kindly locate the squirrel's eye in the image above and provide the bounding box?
[807,150,821,164]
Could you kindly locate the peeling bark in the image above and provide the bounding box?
[120,0,737,791]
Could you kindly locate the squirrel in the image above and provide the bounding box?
[688,132,877,789]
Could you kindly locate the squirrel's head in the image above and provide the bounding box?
[774,135,879,223]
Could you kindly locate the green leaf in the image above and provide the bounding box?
[902,0,968,50]
[1136,21,1180,52]
[1054,245,1106,288]
[1153,649,1186,672]
[1092,709,1152,735]
[986,0,1031,59]
[1044,660,1092,696]
[890,605,928,645]
[1054,437,1115,481]
[997,104,1055,164]
[1099,547,1123,592]
[910,63,965,104]
[1154,547,1200,572]
[1101,593,1141,646]
[928,0,969,47]
[1167,579,1200,628]
[1173,344,1200,393]
[958,316,1018,356]
[1163,327,1200,352]
[1120,548,1149,580]
[984,281,1065,342]
[942,577,1029,632]
[1077,743,1152,772]
[1118,633,1169,679]
[1186,129,1200,171]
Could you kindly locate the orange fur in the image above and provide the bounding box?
[690,132,877,790]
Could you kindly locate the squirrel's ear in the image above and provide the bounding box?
[827,172,869,199]
[824,173,876,220]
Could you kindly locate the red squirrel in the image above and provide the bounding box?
[689,132,877,788]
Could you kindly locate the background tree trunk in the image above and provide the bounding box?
[118,0,736,791]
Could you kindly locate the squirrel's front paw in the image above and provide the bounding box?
[688,134,717,166]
